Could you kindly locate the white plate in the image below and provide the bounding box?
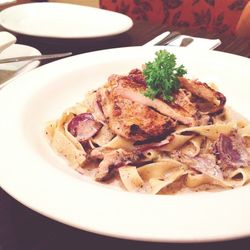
[0,46,250,243]
[0,31,16,53]
[0,44,40,87]
[0,2,133,39]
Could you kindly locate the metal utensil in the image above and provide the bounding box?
[0,52,72,64]
[154,31,181,46]
[180,37,194,47]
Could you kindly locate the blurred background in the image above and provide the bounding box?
[1,0,249,37]
[0,0,99,9]
[50,0,99,7]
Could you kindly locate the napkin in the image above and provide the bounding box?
[168,35,221,50]
[0,31,16,53]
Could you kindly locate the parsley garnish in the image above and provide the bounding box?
[143,50,187,102]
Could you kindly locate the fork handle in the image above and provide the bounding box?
[0,52,72,64]
[154,31,181,46]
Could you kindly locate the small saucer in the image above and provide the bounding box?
[0,44,41,87]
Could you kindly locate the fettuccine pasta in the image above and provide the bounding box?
[45,64,250,195]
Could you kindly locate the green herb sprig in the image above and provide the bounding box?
[143,50,187,102]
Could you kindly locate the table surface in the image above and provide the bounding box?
[1,20,250,250]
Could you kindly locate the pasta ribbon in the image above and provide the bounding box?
[104,135,135,150]
[160,134,193,151]
[148,169,187,194]
[239,125,250,148]
[186,173,232,189]
[91,124,114,146]
[180,136,204,157]
[228,167,250,187]
[119,166,144,192]
[137,160,186,181]
[45,112,86,169]
[177,122,236,140]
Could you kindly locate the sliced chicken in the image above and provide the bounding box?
[115,85,196,126]
[179,77,226,114]
[97,70,176,142]
[96,69,226,142]
[173,88,197,116]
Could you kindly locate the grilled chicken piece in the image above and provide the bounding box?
[97,69,225,141]
[115,86,196,126]
[113,70,220,126]
[178,77,226,114]
[173,88,197,116]
[97,70,176,142]
[110,69,196,126]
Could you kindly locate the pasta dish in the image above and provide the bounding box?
[45,50,250,194]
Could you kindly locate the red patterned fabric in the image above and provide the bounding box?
[100,0,249,34]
